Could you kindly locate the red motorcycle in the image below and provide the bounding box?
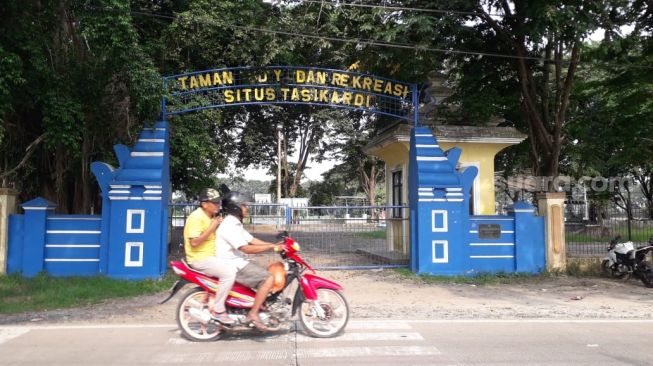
[161,232,349,341]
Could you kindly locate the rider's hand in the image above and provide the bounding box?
[273,244,283,252]
[212,216,223,226]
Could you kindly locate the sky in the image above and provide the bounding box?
[231,158,338,181]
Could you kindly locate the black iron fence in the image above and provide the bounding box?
[168,203,410,269]
[565,203,653,257]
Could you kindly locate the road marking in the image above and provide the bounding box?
[153,346,441,363]
[298,346,442,358]
[404,319,653,324]
[0,328,30,345]
[3,318,653,333]
[153,351,290,363]
[296,332,423,342]
[166,331,422,345]
[0,324,175,330]
[346,320,413,329]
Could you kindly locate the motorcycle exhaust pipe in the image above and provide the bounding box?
[188,307,212,324]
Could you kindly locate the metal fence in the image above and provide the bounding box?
[168,203,410,269]
[565,203,653,257]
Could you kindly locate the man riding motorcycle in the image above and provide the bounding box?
[182,188,234,326]
[215,191,283,331]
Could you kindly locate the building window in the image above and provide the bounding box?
[392,170,403,218]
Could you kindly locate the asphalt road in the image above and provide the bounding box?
[2,319,653,366]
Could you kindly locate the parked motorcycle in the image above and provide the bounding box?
[601,236,653,288]
[161,232,349,341]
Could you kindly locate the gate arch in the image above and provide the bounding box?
[162,66,419,124]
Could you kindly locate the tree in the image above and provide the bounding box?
[308,167,358,206]
[0,1,162,213]
[391,1,648,190]
[323,114,385,208]
[566,30,653,217]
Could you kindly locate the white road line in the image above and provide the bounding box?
[297,332,423,342]
[154,351,290,363]
[3,318,653,333]
[298,346,442,358]
[0,324,175,331]
[405,319,653,324]
[346,320,413,329]
[166,332,292,345]
[0,328,30,345]
[153,346,442,363]
[166,332,421,345]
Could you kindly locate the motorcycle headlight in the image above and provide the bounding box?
[292,242,301,251]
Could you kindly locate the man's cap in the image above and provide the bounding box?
[198,188,221,203]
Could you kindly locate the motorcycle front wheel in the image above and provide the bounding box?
[176,287,223,342]
[636,264,653,288]
[299,288,349,338]
[601,260,630,280]
[601,260,611,276]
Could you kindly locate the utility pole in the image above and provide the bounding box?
[277,123,282,203]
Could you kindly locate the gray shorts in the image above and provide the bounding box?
[236,263,270,289]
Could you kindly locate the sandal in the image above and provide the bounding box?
[246,318,270,332]
[210,311,235,326]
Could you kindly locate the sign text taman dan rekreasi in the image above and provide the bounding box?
[172,67,412,110]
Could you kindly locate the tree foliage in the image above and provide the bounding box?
[0,0,162,212]
[1,0,651,213]
[566,32,653,216]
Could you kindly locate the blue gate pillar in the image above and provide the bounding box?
[91,120,171,279]
[20,198,57,277]
[510,201,546,273]
[408,127,477,275]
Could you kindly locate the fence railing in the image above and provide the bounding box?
[565,204,653,257]
[168,203,410,269]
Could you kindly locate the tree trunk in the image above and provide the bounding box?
[635,171,653,219]
[288,119,319,198]
[480,7,581,191]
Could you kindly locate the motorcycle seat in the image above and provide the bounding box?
[181,259,220,279]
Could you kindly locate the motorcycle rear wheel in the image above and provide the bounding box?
[176,287,223,342]
[299,288,349,338]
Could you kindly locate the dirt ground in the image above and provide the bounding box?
[2,269,652,325]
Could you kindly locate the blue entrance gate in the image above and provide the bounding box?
[6,65,546,278]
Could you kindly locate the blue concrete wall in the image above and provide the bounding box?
[7,121,171,279]
[44,215,102,276]
[408,127,545,275]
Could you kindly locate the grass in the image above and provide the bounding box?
[355,230,386,239]
[567,226,652,243]
[0,272,177,315]
[392,266,606,285]
[392,268,551,285]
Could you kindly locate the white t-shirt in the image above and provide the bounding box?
[215,214,253,270]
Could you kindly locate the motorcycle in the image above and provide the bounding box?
[601,236,653,288]
[161,232,350,341]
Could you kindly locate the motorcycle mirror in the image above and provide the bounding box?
[218,184,231,195]
[276,230,289,240]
